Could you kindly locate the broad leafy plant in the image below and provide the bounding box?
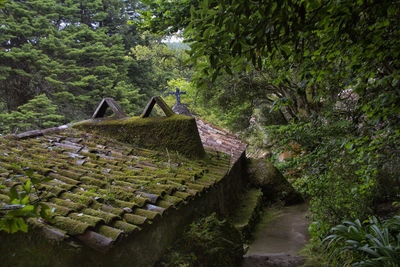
[0,169,53,233]
[324,216,400,266]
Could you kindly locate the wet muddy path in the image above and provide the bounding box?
[243,203,311,267]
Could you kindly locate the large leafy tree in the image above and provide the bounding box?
[142,0,400,121]
[0,0,153,126]
[142,1,400,258]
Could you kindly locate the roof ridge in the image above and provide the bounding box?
[8,124,71,140]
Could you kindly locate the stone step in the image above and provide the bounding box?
[230,188,263,240]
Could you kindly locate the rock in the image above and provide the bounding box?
[172,103,192,116]
[247,158,303,205]
[260,105,288,126]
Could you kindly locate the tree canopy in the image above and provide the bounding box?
[0,0,170,131]
[141,1,400,263]
[142,0,400,120]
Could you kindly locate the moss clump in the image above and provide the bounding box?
[50,198,85,212]
[73,115,205,159]
[123,213,147,225]
[157,213,243,267]
[113,220,139,233]
[97,225,122,241]
[60,192,93,206]
[69,213,104,227]
[52,216,90,235]
[83,208,119,224]
[229,188,263,240]
[248,158,303,205]
[134,208,160,220]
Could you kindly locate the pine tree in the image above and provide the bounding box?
[0,94,64,134]
[0,0,149,123]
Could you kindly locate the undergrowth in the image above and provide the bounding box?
[156,213,243,267]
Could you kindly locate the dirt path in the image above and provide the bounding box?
[242,203,311,267]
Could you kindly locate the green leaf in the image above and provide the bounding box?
[23,179,31,194]
[25,169,34,178]
[9,186,18,202]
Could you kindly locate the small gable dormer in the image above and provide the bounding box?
[140,96,175,118]
[92,98,127,119]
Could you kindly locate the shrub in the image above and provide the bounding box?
[324,216,400,266]
[157,213,243,267]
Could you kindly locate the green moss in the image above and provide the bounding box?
[83,208,119,224]
[143,187,165,196]
[52,216,90,235]
[53,183,76,192]
[0,193,10,203]
[186,183,205,191]
[112,180,138,188]
[79,176,107,188]
[80,151,99,160]
[123,213,147,225]
[91,203,124,216]
[97,225,122,241]
[46,202,72,216]
[162,195,184,205]
[73,115,205,159]
[113,220,140,233]
[49,173,80,185]
[83,162,98,168]
[133,196,148,207]
[69,213,104,227]
[229,188,263,240]
[109,186,135,201]
[156,200,174,209]
[110,198,138,209]
[56,169,83,180]
[134,208,160,220]
[60,192,93,206]
[50,198,85,211]
[87,172,107,180]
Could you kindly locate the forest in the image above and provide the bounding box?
[1,0,400,265]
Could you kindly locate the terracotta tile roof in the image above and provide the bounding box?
[195,117,247,161]
[0,127,231,251]
[171,103,247,161]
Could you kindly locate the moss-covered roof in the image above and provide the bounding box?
[0,128,231,251]
[75,114,206,159]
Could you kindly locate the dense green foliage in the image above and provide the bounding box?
[157,213,243,267]
[325,216,400,266]
[142,0,400,263]
[0,0,187,134]
[0,169,52,233]
[0,94,64,133]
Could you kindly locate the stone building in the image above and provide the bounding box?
[0,97,247,266]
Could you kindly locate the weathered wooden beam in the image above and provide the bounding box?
[140,96,175,118]
[92,98,127,119]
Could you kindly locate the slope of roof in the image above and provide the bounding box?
[195,117,247,161]
[170,103,247,161]
[0,127,231,251]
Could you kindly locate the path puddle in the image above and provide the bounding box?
[247,203,311,256]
